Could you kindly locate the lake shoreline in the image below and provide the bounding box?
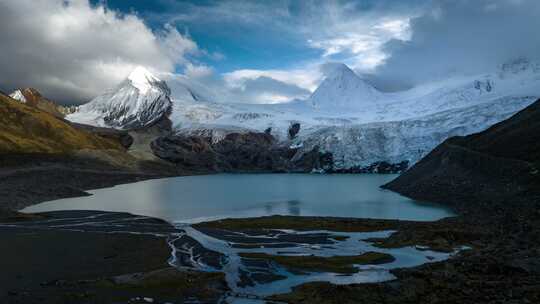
[22,174,452,223]
[0,153,403,216]
[0,153,208,214]
[2,164,539,302]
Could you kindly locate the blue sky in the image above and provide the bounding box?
[91,0,319,73]
[90,0,423,74]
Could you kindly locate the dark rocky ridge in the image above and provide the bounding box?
[151,132,334,173]
[70,122,134,149]
[150,129,409,174]
[332,160,408,174]
[384,98,540,210]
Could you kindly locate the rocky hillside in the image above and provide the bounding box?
[151,131,333,173]
[9,88,73,118]
[0,92,123,154]
[384,98,540,208]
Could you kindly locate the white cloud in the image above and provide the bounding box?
[224,67,322,92]
[184,63,214,79]
[256,93,297,104]
[6,0,537,106]
[155,0,423,74]
[227,75,312,104]
[305,15,414,72]
[0,0,198,104]
[160,64,313,105]
[158,24,199,66]
[377,0,540,85]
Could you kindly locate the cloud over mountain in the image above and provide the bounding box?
[377,0,540,85]
[0,0,197,104]
[3,0,540,104]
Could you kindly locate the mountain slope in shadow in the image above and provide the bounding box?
[384,98,540,210]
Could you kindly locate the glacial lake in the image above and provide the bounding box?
[24,174,453,223]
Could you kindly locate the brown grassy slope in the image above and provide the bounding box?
[0,92,122,154]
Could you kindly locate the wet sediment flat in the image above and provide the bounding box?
[0,211,227,304]
[0,210,469,303]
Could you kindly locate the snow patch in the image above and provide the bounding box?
[9,89,26,103]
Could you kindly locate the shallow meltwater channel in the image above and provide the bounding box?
[171,225,460,299]
[23,174,457,300]
[23,174,452,222]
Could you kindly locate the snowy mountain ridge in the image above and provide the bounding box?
[67,61,540,170]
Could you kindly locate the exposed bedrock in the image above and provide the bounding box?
[330,160,409,174]
[151,131,336,173]
[71,122,134,149]
[288,122,301,139]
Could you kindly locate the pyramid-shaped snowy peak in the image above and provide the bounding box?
[67,66,172,129]
[309,63,383,111]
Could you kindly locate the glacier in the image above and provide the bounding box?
[67,59,540,170]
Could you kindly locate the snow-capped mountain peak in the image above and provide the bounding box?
[309,63,383,110]
[127,66,164,94]
[324,63,358,80]
[67,66,172,129]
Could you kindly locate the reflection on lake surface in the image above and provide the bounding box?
[24,174,453,223]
